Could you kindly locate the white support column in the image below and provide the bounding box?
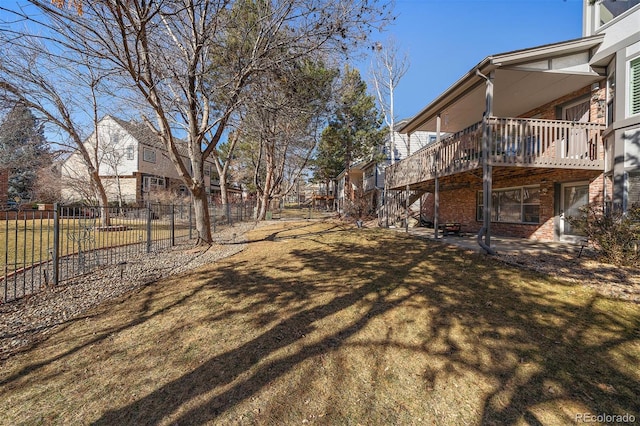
[477,69,495,253]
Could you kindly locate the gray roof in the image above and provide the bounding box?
[108,115,194,159]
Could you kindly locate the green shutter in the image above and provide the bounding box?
[632,57,640,116]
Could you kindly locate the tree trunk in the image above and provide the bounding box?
[257,166,273,220]
[191,184,212,245]
[219,171,229,222]
[91,168,110,227]
[114,172,124,212]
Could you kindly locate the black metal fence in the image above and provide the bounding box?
[1,201,254,303]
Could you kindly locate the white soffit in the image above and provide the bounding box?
[401,36,605,135]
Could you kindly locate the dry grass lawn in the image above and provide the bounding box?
[1,220,639,425]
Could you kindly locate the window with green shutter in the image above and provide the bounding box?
[631,57,640,116]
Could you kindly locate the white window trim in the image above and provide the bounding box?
[142,175,165,192]
[595,0,640,31]
[477,185,541,224]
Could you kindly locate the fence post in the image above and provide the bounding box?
[52,203,60,286]
[170,204,175,246]
[227,203,232,226]
[146,202,152,253]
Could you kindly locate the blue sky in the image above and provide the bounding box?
[1,0,585,125]
[364,0,585,120]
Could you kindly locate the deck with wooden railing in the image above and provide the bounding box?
[386,117,605,190]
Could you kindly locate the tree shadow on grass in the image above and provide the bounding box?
[394,244,640,424]
[93,225,432,424]
[9,221,636,424]
[0,274,216,387]
[90,223,640,424]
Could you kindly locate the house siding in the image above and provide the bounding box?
[393,130,436,160]
[60,116,217,204]
[102,176,138,203]
[588,3,640,210]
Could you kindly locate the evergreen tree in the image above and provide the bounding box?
[0,103,50,201]
[314,66,385,197]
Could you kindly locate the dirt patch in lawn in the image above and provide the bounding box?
[1,220,639,425]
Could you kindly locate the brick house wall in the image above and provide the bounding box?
[419,169,604,241]
[518,83,606,122]
[415,82,609,242]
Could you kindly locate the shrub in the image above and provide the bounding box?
[567,204,640,266]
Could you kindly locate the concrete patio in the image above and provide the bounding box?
[396,226,588,257]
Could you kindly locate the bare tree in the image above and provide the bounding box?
[238,60,335,220]
[100,140,128,210]
[0,27,118,225]
[28,0,392,245]
[32,162,62,203]
[208,127,241,220]
[370,37,409,164]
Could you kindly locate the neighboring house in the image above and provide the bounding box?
[285,180,332,208]
[61,115,218,204]
[309,181,335,210]
[385,0,640,243]
[337,127,438,217]
[336,157,384,217]
[390,122,439,161]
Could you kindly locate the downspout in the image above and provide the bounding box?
[476,69,497,255]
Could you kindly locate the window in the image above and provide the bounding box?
[125,145,134,160]
[630,57,640,117]
[477,186,540,224]
[143,147,156,163]
[204,164,211,176]
[597,0,640,28]
[607,69,615,125]
[142,176,165,192]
